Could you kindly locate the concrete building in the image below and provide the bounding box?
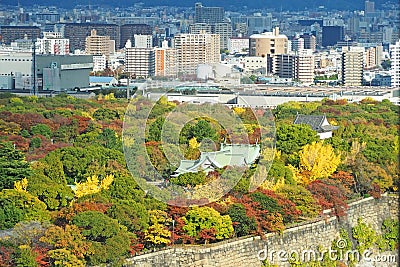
[85,29,113,57]
[0,51,32,89]
[301,33,317,52]
[120,24,152,49]
[133,34,153,48]
[228,37,249,54]
[297,50,315,85]
[341,46,364,86]
[291,37,304,52]
[0,26,41,45]
[243,56,267,74]
[249,27,288,57]
[189,23,212,34]
[173,33,220,75]
[0,51,93,91]
[63,23,119,51]
[189,23,232,50]
[322,26,344,47]
[125,47,155,78]
[212,23,232,50]
[197,63,240,86]
[273,54,298,80]
[365,45,383,69]
[92,55,107,72]
[36,32,70,55]
[194,3,224,24]
[390,40,400,88]
[155,42,178,77]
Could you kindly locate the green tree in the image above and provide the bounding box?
[227,203,257,237]
[71,211,132,265]
[276,124,319,155]
[29,137,42,149]
[189,120,218,143]
[147,117,165,142]
[14,245,38,267]
[30,124,52,138]
[170,172,207,187]
[0,189,50,229]
[107,202,149,232]
[0,142,32,190]
[276,184,321,218]
[183,206,234,243]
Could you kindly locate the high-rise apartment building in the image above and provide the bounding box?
[173,33,220,75]
[297,50,315,85]
[0,26,41,44]
[273,54,298,79]
[341,46,364,86]
[36,32,70,55]
[125,48,155,78]
[365,45,383,68]
[194,3,224,24]
[85,29,113,57]
[212,23,232,50]
[301,33,317,52]
[390,40,400,88]
[189,23,232,50]
[120,24,152,49]
[133,34,153,48]
[249,27,288,57]
[63,23,119,51]
[155,42,178,77]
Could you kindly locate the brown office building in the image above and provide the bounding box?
[0,26,41,44]
[63,23,119,52]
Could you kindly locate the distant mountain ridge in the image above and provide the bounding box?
[2,0,393,10]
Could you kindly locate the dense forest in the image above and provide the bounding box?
[0,93,398,266]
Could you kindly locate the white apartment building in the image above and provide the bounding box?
[297,50,315,85]
[36,32,70,55]
[134,34,153,48]
[243,56,267,74]
[390,40,400,88]
[341,46,364,86]
[228,37,249,54]
[125,47,155,78]
[93,55,107,72]
[173,33,220,75]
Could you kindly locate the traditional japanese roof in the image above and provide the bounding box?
[293,113,339,133]
[172,143,260,177]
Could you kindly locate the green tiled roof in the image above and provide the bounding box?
[173,144,260,176]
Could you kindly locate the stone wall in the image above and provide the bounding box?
[125,195,398,267]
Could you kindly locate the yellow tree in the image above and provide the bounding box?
[74,174,114,198]
[293,142,341,185]
[143,210,171,247]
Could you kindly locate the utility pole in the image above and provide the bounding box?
[127,73,130,100]
[31,38,37,96]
